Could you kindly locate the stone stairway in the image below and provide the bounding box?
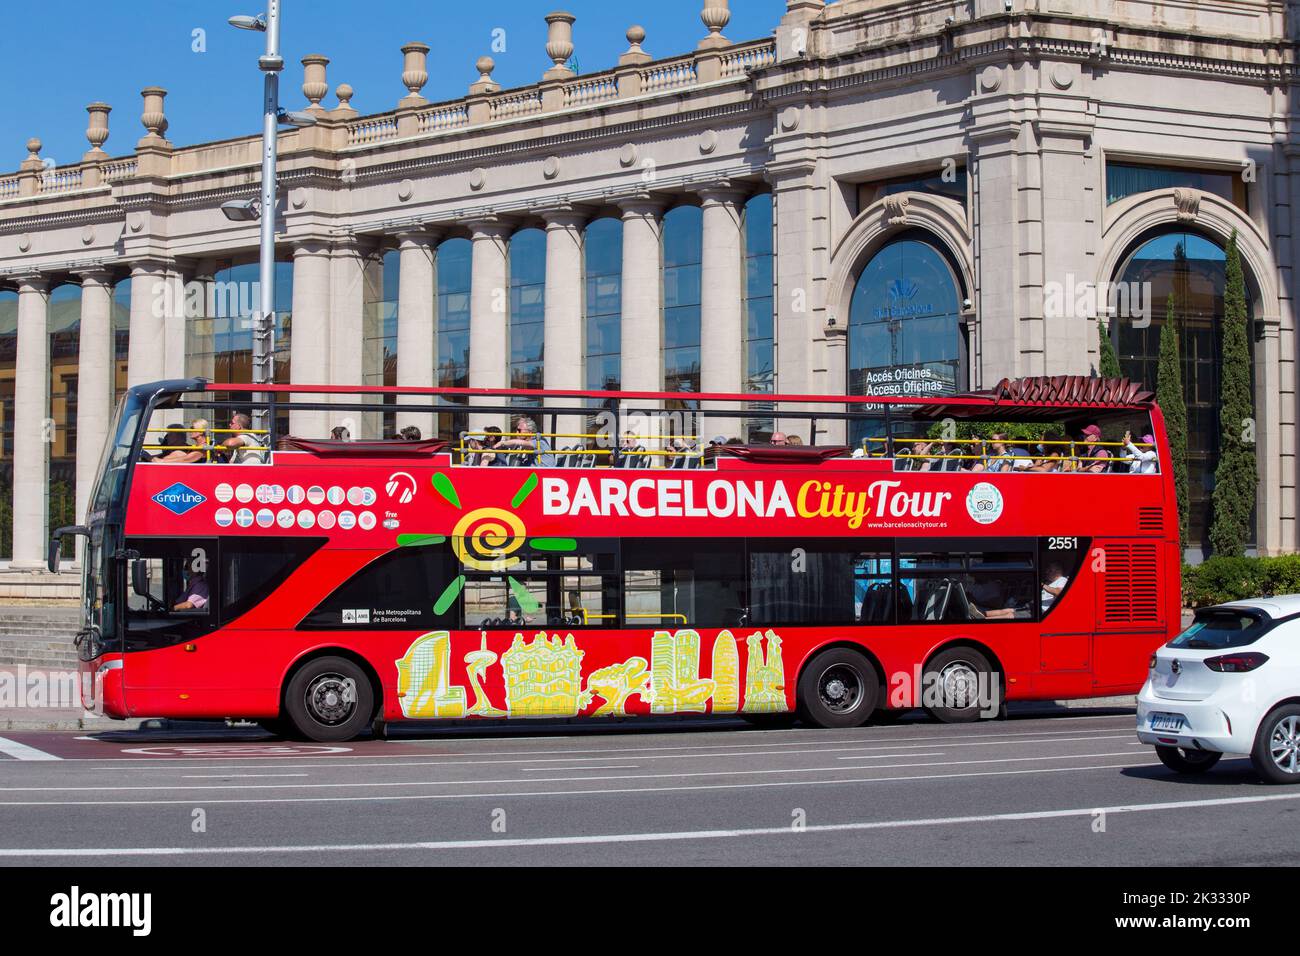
[0,606,81,669]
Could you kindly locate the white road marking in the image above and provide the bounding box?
[0,750,1147,794]
[0,758,1159,807]
[181,774,310,779]
[520,765,640,772]
[0,737,61,762]
[8,785,1291,859]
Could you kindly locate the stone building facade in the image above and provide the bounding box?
[0,0,1295,568]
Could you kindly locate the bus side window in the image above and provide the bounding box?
[124,539,218,649]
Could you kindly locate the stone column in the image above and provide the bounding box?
[618,196,665,455]
[11,276,50,567]
[160,267,187,381]
[328,236,366,436]
[126,260,168,387]
[289,240,332,437]
[468,218,512,432]
[768,161,818,437]
[73,269,114,532]
[698,185,746,439]
[395,229,437,438]
[541,207,587,447]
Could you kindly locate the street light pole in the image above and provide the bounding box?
[254,0,283,430]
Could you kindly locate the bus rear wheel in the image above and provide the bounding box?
[797,648,878,729]
[923,647,999,724]
[284,656,375,742]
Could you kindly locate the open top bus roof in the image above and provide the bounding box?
[145,374,1155,418]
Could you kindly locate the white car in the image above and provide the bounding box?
[1137,596,1300,784]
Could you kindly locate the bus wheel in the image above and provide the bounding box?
[923,647,998,724]
[797,648,878,729]
[284,656,375,743]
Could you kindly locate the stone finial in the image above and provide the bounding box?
[138,86,169,145]
[543,11,576,80]
[470,56,501,95]
[84,103,111,156]
[699,0,731,50]
[301,54,330,110]
[619,25,651,66]
[399,42,430,106]
[23,137,42,166]
[335,83,355,112]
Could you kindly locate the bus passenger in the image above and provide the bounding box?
[330,425,351,441]
[218,413,267,464]
[400,426,421,441]
[1123,431,1158,474]
[496,416,555,466]
[1041,562,1069,613]
[157,419,209,463]
[1077,425,1111,474]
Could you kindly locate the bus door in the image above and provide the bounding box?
[121,538,218,710]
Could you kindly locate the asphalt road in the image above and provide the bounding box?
[0,708,1294,866]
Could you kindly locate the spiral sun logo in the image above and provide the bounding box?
[396,471,576,617]
[451,507,526,571]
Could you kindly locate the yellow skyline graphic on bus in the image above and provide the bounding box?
[394,628,787,719]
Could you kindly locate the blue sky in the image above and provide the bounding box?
[3,0,792,168]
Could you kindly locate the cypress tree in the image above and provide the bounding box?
[1098,319,1122,378]
[1156,294,1189,554]
[1209,230,1256,557]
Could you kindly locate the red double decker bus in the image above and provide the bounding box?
[53,377,1179,741]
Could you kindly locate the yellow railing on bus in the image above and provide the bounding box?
[143,426,270,463]
[578,610,689,625]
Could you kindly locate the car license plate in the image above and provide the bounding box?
[1150,713,1185,732]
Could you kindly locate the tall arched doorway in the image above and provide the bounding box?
[1112,229,1254,555]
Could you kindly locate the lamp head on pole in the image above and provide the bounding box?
[228,14,267,31]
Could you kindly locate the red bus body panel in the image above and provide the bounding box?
[110,449,1179,721]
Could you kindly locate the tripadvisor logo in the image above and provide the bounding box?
[395,471,576,618]
[50,886,151,936]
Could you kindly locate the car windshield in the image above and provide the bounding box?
[1170,609,1270,650]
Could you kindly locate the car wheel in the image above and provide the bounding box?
[1155,744,1222,775]
[796,647,878,729]
[284,656,375,743]
[1251,704,1300,785]
[923,647,999,723]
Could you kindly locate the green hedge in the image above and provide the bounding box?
[1182,554,1300,607]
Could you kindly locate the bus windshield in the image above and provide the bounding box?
[89,390,147,521]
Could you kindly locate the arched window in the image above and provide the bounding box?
[662,205,702,394]
[584,217,622,394]
[0,289,16,559]
[509,228,546,394]
[743,194,775,441]
[847,234,965,399]
[1112,230,1253,553]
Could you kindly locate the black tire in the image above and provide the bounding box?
[796,647,879,729]
[1155,744,1222,775]
[923,647,999,723]
[1250,704,1300,785]
[284,655,376,743]
[741,713,799,729]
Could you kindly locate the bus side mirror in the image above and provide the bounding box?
[48,525,89,573]
[131,559,151,600]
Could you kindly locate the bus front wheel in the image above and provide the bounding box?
[923,647,999,724]
[796,648,879,729]
[284,656,376,743]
